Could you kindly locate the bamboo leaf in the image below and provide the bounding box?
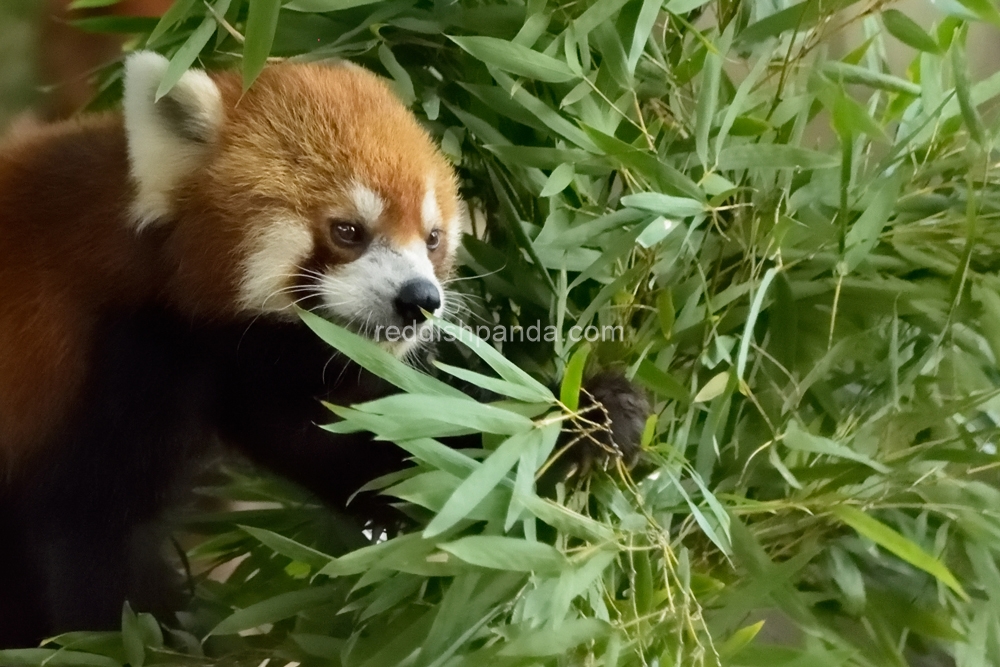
[822,61,921,95]
[209,585,346,635]
[353,394,536,435]
[0,650,122,667]
[441,536,567,574]
[147,0,197,45]
[155,9,224,101]
[717,144,839,170]
[284,0,382,11]
[843,173,902,271]
[620,192,707,217]
[68,0,122,8]
[783,421,890,473]
[540,163,576,196]
[424,427,555,537]
[430,316,553,400]
[719,621,765,659]
[240,525,333,570]
[832,506,969,601]
[560,343,590,411]
[243,0,281,90]
[449,36,578,83]
[882,9,941,53]
[298,309,465,398]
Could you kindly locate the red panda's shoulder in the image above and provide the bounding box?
[0,114,161,465]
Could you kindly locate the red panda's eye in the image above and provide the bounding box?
[331,221,365,246]
[427,229,442,250]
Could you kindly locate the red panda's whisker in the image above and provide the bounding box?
[442,265,507,284]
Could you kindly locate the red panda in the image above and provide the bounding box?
[0,52,648,647]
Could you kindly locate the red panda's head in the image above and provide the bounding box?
[122,52,462,355]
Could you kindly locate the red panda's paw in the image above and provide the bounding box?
[555,371,651,480]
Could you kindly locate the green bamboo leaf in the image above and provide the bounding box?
[378,43,415,105]
[155,7,225,101]
[425,427,554,537]
[832,506,969,600]
[628,0,662,73]
[822,61,921,95]
[736,0,863,47]
[518,494,615,542]
[830,88,887,140]
[540,163,576,196]
[240,525,333,570]
[716,52,771,159]
[484,145,598,170]
[147,0,197,45]
[665,0,712,11]
[559,344,590,411]
[441,536,567,574]
[581,125,704,199]
[635,216,677,248]
[719,621,765,659]
[120,603,144,667]
[209,585,345,635]
[284,0,381,10]
[490,70,598,151]
[430,316,553,400]
[325,405,473,440]
[513,9,550,47]
[499,618,610,656]
[298,309,465,398]
[955,0,1000,27]
[843,173,902,271]
[391,470,509,523]
[353,394,535,435]
[952,28,985,144]
[783,421,890,473]
[434,362,551,403]
[695,24,731,166]
[882,9,941,53]
[694,371,730,403]
[243,0,281,90]
[68,0,122,8]
[318,534,429,577]
[448,36,577,83]
[620,192,707,217]
[0,650,122,667]
[664,469,731,555]
[635,360,690,403]
[735,267,776,379]
[657,290,675,339]
[717,144,839,170]
[573,0,631,36]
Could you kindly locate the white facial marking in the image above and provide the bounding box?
[319,240,443,356]
[238,219,314,315]
[350,182,385,226]
[421,183,442,234]
[123,51,223,230]
[445,210,464,255]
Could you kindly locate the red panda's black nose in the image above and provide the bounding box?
[394,278,441,324]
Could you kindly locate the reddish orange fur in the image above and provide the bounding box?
[162,64,458,319]
[0,60,460,465]
[0,116,159,462]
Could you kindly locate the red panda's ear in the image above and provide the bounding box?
[122,51,223,229]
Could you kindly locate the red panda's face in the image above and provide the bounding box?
[122,53,463,355]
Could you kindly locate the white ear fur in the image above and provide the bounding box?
[122,51,223,229]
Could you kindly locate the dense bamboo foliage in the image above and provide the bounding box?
[7,0,1000,664]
